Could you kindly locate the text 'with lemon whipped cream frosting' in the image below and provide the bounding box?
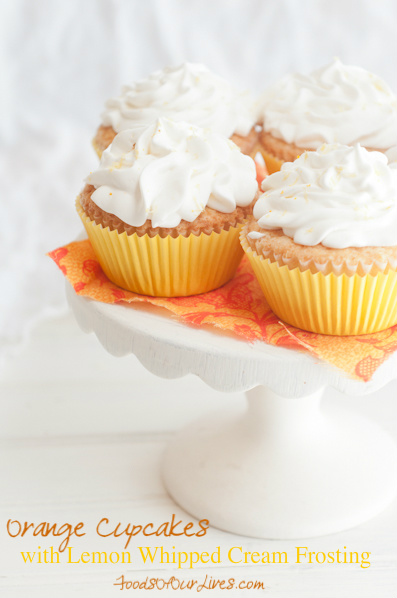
[250,143,397,249]
[259,58,397,151]
[87,117,258,229]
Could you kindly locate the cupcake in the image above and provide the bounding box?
[256,58,397,174]
[79,117,258,297]
[240,143,397,335]
[93,62,259,159]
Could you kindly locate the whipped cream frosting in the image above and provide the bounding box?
[259,58,397,150]
[386,145,397,166]
[251,143,397,249]
[87,118,258,228]
[102,62,256,138]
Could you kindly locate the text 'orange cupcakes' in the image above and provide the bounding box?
[241,143,397,335]
[79,117,259,297]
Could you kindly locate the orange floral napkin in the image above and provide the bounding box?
[49,239,397,382]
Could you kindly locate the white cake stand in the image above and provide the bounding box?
[66,282,397,539]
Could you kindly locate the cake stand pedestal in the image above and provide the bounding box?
[66,282,397,539]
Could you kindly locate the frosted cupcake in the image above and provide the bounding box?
[240,143,397,335]
[256,59,397,173]
[79,117,258,297]
[93,62,258,159]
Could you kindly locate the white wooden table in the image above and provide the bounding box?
[0,312,396,597]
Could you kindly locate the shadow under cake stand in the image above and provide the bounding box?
[66,282,397,539]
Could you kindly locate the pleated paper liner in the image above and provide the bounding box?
[240,229,397,336]
[76,200,244,297]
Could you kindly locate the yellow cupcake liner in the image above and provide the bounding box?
[240,233,397,336]
[77,201,244,297]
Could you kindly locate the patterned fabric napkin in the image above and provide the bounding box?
[49,239,397,382]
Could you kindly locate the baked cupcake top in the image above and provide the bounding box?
[101,62,256,139]
[87,117,258,229]
[250,143,397,249]
[258,58,397,151]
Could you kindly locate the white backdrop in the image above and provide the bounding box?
[1,0,396,367]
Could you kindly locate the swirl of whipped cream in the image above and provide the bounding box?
[386,145,397,166]
[102,62,256,138]
[251,144,397,248]
[87,118,258,229]
[259,58,397,150]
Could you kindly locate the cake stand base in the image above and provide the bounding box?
[66,284,397,539]
[163,386,397,538]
